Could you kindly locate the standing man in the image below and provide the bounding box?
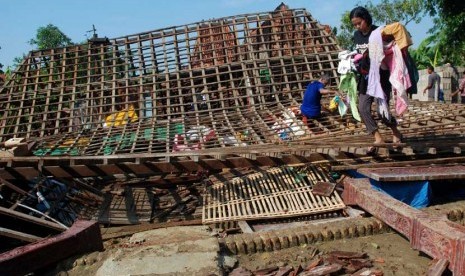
[451,70,465,104]
[423,65,441,101]
[300,74,338,119]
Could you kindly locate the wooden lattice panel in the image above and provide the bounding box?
[202,165,345,223]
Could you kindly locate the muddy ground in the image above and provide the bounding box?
[41,225,435,276]
[234,231,432,275]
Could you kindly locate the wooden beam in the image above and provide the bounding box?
[428,259,449,276]
[357,165,465,182]
[238,221,254,233]
[331,156,465,171]
[0,206,66,231]
[0,227,42,243]
[0,220,103,276]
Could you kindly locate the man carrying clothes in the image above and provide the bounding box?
[423,65,441,101]
[300,74,338,119]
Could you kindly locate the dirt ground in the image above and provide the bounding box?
[42,226,434,276]
[39,188,465,276]
[44,225,221,276]
[234,231,433,276]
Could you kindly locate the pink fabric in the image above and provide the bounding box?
[395,93,408,115]
[353,53,363,63]
[383,42,410,116]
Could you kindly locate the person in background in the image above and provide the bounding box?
[451,69,465,104]
[423,65,441,101]
[300,74,339,119]
[349,6,402,153]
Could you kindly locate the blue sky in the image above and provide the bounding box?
[0,0,433,68]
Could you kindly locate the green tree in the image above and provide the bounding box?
[334,11,354,50]
[409,35,441,69]
[28,24,73,50]
[423,0,465,65]
[336,0,425,50]
[12,55,27,68]
[8,24,74,71]
[366,0,424,26]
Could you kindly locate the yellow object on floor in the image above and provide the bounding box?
[104,105,138,127]
[328,97,338,112]
[61,137,90,147]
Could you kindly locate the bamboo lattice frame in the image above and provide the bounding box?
[0,5,340,160]
[1,4,465,175]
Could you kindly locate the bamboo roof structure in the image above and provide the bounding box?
[1,4,465,179]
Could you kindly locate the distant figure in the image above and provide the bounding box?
[423,65,441,101]
[300,74,338,119]
[451,70,465,104]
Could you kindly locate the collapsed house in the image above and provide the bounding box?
[1,3,465,275]
[0,3,342,164]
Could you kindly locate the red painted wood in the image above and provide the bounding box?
[357,165,465,182]
[0,220,103,276]
[343,177,465,275]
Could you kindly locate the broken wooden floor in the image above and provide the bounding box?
[203,165,344,223]
[0,3,464,179]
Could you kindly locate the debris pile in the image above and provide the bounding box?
[229,250,383,276]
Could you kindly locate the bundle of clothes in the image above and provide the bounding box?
[338,22,419,121]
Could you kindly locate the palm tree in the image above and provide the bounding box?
[409,35,442,69]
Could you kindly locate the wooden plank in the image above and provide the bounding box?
[237,221,254,233]
[0,227,42,242]
[427,259,449,276]
[358,165,465,182]
[0,178,34,197]
[0,220,102,276]
[331,156,465,171]
[0,206,66,231]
